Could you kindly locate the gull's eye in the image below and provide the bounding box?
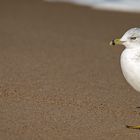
[130,37,137,40]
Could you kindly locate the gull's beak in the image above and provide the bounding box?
[109,38,123,46]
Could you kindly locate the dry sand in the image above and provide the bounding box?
[1,1,140,140]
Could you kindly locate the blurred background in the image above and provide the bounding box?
[45,0,140,13]
[1,0,140,140]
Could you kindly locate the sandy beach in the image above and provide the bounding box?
[1,1,140,139]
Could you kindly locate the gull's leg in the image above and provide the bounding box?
[126,107,140,129]
[136,106,140,108]
[126,125,140,129]
[126,106,140,129]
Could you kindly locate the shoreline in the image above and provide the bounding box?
[0,1,140,139]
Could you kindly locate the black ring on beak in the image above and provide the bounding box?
[112,40,115,45]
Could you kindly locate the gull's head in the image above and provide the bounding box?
[110,28,140,49]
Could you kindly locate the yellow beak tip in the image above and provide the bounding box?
[109,38,122,46]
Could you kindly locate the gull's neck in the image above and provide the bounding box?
[122,48,140,60]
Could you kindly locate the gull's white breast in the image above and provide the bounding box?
[121,48,140,92]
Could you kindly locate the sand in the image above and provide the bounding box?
[1,1,140,140]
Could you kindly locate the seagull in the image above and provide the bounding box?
[110,28,140,129]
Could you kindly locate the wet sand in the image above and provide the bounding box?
[1,1,140,139]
